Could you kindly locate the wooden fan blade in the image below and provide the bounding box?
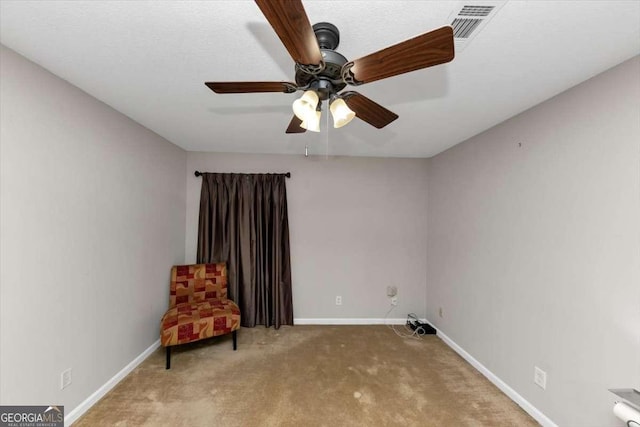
[286,115,306,134]
[205,82,297,94]
[343,26,454,85]
[343,92,399,129]
[255,0,323,68]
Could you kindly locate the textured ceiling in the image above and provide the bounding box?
[1,1,639,158]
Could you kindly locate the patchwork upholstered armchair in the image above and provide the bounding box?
[160,263,240,369]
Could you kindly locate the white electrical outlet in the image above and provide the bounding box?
[335,296,342,305]
[534,366,547,390]
[61,368,72,390]
[390,296,398,306]
[386,286,397,297]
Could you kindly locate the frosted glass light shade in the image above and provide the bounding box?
[300,110,321,132]
[292,90,319,121]
[330,98,355,128]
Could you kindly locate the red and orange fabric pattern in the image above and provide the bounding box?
[161,263,240,347]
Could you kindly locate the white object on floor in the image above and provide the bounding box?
[613,401,640,424]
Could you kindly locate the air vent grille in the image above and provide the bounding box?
[448,1,505,51]
[458,5,494,17]
[451,18,482,39]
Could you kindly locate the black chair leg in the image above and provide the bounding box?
[232,330,237,351]
[166,346,171,370]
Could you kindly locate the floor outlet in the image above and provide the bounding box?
[534,366,547,390]
[61,368,72,390]
[335,296,342,306]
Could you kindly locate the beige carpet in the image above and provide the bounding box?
[74,325,538,426]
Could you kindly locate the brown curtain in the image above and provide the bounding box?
[196,173,293,328]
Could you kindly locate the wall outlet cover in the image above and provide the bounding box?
[61,368,72,390]
[534,366,547,390]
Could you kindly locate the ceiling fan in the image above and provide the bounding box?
[205,0,455,133]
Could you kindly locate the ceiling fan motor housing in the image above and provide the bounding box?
[295,22,348,100]
[313,22,340,50]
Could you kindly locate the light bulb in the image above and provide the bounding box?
[300,110,321,132]
[292,90,319,121]
[330,98,355,128]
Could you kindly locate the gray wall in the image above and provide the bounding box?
[0,46,187,409]
[426,56,640,426]
[185,153,429,321]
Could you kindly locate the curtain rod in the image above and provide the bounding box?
[194,171,291,178]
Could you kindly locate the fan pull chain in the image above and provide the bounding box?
[325,103,330,159]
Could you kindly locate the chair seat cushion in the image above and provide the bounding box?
[161,298,240,347]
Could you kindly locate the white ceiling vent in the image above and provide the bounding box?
[458,5,495,17]
[448,1,506,52]
[451,18,483,38]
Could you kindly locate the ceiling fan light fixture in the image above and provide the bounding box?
[329,98,355,128]
[207,3,455,134]
[292,90,319,121]
[300,110,321,132]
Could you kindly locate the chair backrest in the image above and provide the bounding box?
[169,263,228,307]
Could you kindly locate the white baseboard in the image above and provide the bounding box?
[65,339,160,426]
[294,318,407,325]
[434,326,558,427]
